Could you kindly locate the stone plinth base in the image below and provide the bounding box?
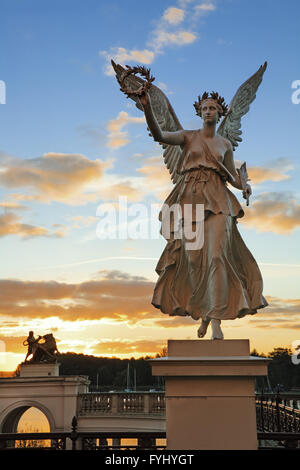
[19,362,60,377]
[150,339,270,450]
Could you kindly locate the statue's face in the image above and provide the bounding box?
[201,99,219,124]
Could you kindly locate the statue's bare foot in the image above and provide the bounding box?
[197,318,211,338]
[211,319,224,340]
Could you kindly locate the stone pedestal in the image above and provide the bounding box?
[149,339,270,450]
[19,362,60,377]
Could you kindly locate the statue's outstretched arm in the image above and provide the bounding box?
[140,92,185,146]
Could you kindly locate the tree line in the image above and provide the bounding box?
[55,346,300,392]
[58,352,163,391]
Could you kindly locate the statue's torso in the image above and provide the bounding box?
[181,130,228,173]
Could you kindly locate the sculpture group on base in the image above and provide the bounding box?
[22,331,60,363]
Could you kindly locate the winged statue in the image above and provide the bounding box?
[112,60,268,340]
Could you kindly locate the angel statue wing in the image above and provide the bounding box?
[111,60,184,184]
[217,62,267,149]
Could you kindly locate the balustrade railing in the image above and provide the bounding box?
[77,392,165,416]
[78,393,112,414]
[256,390,300,449]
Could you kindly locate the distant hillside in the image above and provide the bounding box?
[57,352,164,390]
[2,347,300,392]
[57,348,300,392]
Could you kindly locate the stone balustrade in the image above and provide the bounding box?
[77,392,165,416]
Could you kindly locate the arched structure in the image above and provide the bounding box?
[0,363,165,438]
[0,401,55,433]
[0,364,90,433]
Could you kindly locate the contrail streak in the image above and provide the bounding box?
[33,259,300,271]
[33,256,158,270]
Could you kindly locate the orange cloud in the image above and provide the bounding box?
[0,334,166,360]
[71,216,98,229]
[0,201,28,210]
[93,339,166,355]
[248,167,290,184]
[0,270,201,331]
[2,271,298,334]
[107,112,145,149]
[97,180,143,202]
[0,271,155,322]
[246,296,300,329]
[0,152,108,205]
[240,192,300,234]
[248,158,293,184]
[0,336,26,354]
[0,212,63,239]
[137,156,173,201]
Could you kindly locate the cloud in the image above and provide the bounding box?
[150,30,197,50]
[0,271,156,322]
[2,290,300,358]
[137,156,173,201]
[0,333,166,358]
[71,216,98,229]
[107,111,145,149]
[240,192,300,234]
[252,296,300,318]
[0,201,28,210]
[247,158,293,184]
[162,7,185,25]
[0,270,200,333]
[100,48,155,76]
[100,1,215,74]
[0,152,109,205]
[6,194,38,202]
[0,212,63,239]
[93,338,166,355]
[99,181,143,201]
[0,336,27,354]
[249,167,290,184]
[194,2,216,15]
[247,296,300,329]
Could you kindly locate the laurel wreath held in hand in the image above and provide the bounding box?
[119,65,155,97]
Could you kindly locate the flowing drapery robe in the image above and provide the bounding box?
[152,131,268,320]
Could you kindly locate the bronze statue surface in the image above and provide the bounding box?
[23,332,60,363]
[112,61,268,340]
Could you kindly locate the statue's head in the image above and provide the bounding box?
[29,330,34,336]
[194,92,228,123]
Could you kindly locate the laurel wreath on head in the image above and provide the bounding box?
[119,65,155,97]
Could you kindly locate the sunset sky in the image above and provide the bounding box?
[1,0,300,371]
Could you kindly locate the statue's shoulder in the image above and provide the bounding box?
[182,129,198,139]
[217,133,232,150]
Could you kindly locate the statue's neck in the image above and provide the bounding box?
[202,123,216,138]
